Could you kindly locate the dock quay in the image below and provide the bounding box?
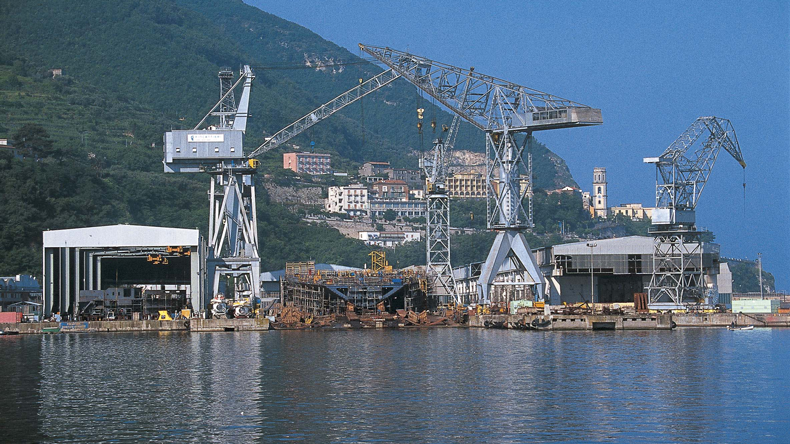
[471,312,790,330]
[471,313,675,330]
[3,312,790,335]
[0,318,270,334]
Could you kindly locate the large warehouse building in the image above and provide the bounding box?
[537,236,721,305]
[42,225,204,318]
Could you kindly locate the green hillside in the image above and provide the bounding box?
[0,0,578,181]
[0,0,586,276]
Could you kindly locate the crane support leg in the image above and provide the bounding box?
[477,230,543,304]
[426,193,458,307]
[647,229,703,310]
[206,167,261,306]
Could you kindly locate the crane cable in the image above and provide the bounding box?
[417,89,424,151]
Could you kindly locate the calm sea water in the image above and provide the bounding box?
[1,328,788,443]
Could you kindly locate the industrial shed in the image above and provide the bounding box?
[42,225,204,317]
[539,236,721,305]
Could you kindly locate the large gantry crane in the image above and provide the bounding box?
[359,44,602,304]
[644,116,745,310]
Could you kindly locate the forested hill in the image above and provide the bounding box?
[0,0,583,276]
[0,0,578,185]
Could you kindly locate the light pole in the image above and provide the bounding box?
[587,242,597,312]
[758,253,763,300]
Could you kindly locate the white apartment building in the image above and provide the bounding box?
[325,184,369,216]
[359,231,421,247]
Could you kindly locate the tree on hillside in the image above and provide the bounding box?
[12,123,61,159]
[383,209,397,222]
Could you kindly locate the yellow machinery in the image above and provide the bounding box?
[157,311,173,321]
[166,246,191,256]
[147,254,168,265]
[369,250,393,273]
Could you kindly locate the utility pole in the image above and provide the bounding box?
[587,242,597,312]
[758,253,763,300]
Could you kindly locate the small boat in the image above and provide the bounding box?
[42,327,61,334]
[727,325,754,331]
[0,330,20,335]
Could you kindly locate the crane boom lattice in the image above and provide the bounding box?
[248,69,401,158]
[646,116,745,309]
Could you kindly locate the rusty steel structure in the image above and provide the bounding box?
[279,269,427,317]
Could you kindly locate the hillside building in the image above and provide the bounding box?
[609,203,654,220]
[369,200,426,219]
[325,184,369,217]
[283,152,332,175]
[383,168,423,188]
[371,180,409,201]
[358,161,390,177]
[359,231,421,247]
[447,173,486,198]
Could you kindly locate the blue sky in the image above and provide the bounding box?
[247,0,789,289]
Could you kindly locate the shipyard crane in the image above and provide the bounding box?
[420,115,461,306]
[643,116,745,309]
[359,44,602,304]
[164,66,260,317]
[164,66,404,315]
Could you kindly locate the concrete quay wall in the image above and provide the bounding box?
[0,318,271,334]
[673,313,790,327]
[472,313,672,330]
[190,317,270,332]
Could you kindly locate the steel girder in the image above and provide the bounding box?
[248,69,401,158]
[477,231,544,304]
[207,167,261,301]
[358,44,602,133]
[486,131,533,230]
[426,193,458,306]
[647,230,703,309]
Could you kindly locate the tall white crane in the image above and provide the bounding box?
[359,44,602,305]
[164,66,403,315]
[644,116,745,309]
[164,66,260,317]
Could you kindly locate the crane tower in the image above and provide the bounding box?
[420,116,461,306]
[644,116,745,309]
[359,44,602,304]
[163,66,260,316]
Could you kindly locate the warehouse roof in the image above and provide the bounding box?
[43,225,200,248]
[552,236,719,255]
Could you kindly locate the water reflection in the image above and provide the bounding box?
[1,328,788,442]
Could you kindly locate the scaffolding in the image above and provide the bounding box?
[280,269,426,316]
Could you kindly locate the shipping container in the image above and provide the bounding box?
[510,300,533,314]
[732,299,780,314]
[0,312,23,323]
